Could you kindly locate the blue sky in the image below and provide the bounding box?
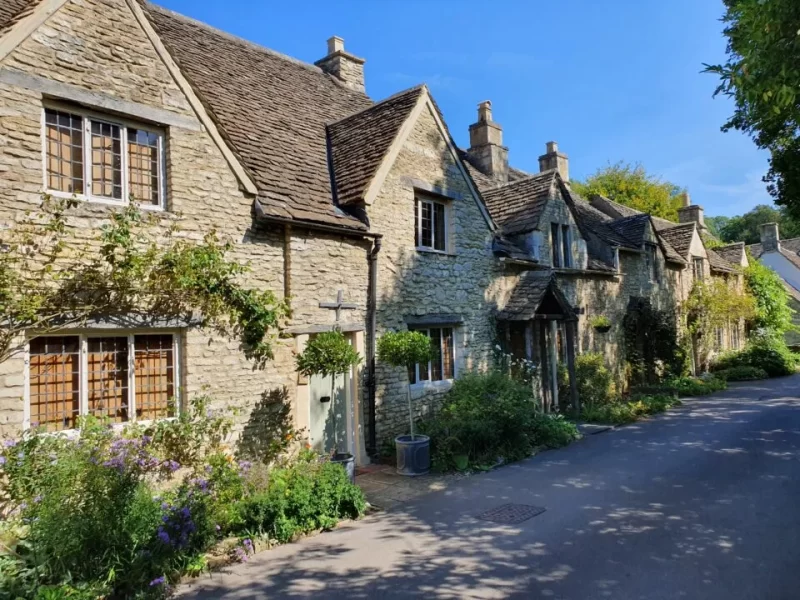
[157,0,770,218]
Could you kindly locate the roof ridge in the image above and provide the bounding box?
[144,2,362,87]
[329,85,425,126]
[483,169,557,197]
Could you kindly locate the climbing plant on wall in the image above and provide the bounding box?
[622,298,684,384]
[0,195,287,365]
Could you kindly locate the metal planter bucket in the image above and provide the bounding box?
[395,434,431,476]
[330,452,356,484]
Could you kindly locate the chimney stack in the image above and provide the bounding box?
[466,100,508,184]
[315,36,366,93]
[538,141,569,182]
[677,192,706,232]
[760,222,781,252]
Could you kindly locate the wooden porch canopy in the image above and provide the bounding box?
[497,273,580,412]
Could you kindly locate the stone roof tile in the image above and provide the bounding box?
[143,3,373,230]
[707,248,737,273]
[715,242,745,265]
[0,0,39,35]
[657,223,696,259]
[498,273,576,321]
[482,170,557,235]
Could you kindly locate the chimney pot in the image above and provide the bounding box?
[478,100,493,123]
[760,222,781,252]
[327,36,345,54]
[546,141,558,154]
[681,191,691,207]
[466,100,508,184]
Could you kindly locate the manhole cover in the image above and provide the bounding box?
[476,503,546,524]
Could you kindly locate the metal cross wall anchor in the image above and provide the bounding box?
[319,289,357,322]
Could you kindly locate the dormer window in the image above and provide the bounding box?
[550,223,572,268]
[645,243,659,282]
[692,257,704,281]
[415,195,448,252]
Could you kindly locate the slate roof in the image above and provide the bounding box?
[328,86,424,205]
[748,237,800,259]
[143,3,375,230]
[707,248,737,274]
[482,170,558,235]
[0,0,39,35]
[608,214,651,246]
[715,242,746,266]
[497,273,576,321]
[657,223,696,259]
[570,198,637,248]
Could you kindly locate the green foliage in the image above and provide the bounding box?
[377,330,433,368]
[623,299,685,384]
[685,278,756,371]
[579,394,681,425]
[659,375,728,397]
[571,161,685,221]
[574,353,616,407]
[417,371,579,472]
[713,331,797,377]
[0,196,286,365]
[588,315,611,328]
[296,331,362,378]
[714,365,769,381]
[713,204,800,244]
[744,256,796,335]
[704,0,800,215]
[0,400,365,599]
[235,460,365,544]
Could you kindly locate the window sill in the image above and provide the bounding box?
[45,190,166,213]
[25,416,178,434]
[416,247,455,257]
[409,379,454,399]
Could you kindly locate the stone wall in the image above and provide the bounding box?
[367,101,500,444]
[0,0,371,439]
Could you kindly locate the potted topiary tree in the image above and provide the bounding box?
[296,330,361,483]
[377,330,434,476]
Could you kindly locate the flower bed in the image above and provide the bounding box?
[0,398,366,599]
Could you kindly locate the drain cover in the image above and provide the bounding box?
[476,503,546,524]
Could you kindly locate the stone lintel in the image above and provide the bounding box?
[404,314,464,326]
[401,177,464,201]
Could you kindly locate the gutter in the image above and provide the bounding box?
[253,200,381,240]
[366,236,382,458]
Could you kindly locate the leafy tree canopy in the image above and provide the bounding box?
[704,0,800,217]
[712,204,800,244]
[572,162,686,221]
[744,254,796,334]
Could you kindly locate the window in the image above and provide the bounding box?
[28,332,178,432]
[415,196,447,252]
[730,322,740,350]
[551,223,562,267]
[561,225,572,268]
[692,257,704,281]
[44,107,165,209]
[408,327,454,384]
[645,244,659,282]
[714,327,724,351]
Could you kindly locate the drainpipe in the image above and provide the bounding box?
[366,235,383,458]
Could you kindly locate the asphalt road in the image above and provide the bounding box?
[179,375,800,599]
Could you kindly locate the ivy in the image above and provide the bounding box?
[0,195,287,365]
[623,298,684,384]
[743,254,796,335]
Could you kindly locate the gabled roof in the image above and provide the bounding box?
[715,242,746,265]
[570,197,638,249]
[590,195,676,231]
[658,223,696,259]
[498,273,576,321]
[143,3,374,230]
[328,86,424,206]
[707,248,737,274]
[482,170,558,235]
[0,0,39,34]
[608,214,651,246]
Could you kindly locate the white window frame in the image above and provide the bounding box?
[23,330,181,431]
[692,257,705,282]
[41,102,167,211]
[415,196,449,253]
[409,326,456,386]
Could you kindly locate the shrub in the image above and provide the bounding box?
[575,353,616,406]
[715,365,769,381]
[417,371,578,471]
[713,332,797,377]
[580,394,680,425]
[235,459,366,543]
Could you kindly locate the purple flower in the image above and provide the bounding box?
[163,460,180,473]
[33,495,42,504]
[237,460,252,474]
[157,528,170,544]
[161,502,169,511]
[0,456,6,466]
[149,576,166,587]
[3,439,16,448]
[243,538,253,549]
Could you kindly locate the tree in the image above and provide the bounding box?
[714,204,800,244]
[376,331,433,440]
[571,162,686,221]
[744,255,796,335]
[704,0,800,217]
[705,215,731,239]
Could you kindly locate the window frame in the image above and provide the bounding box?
[414,195,449,253]
[561,224,572,268]
[692,257,705,282]
[24,330,181,432]
[551,223,562,267]
[408,326,456,386]
[41,103,167,211]
[645,243,659,282]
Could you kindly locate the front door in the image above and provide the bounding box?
[307,336,355,456]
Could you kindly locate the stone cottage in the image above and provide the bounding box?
[0,0,749,462]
